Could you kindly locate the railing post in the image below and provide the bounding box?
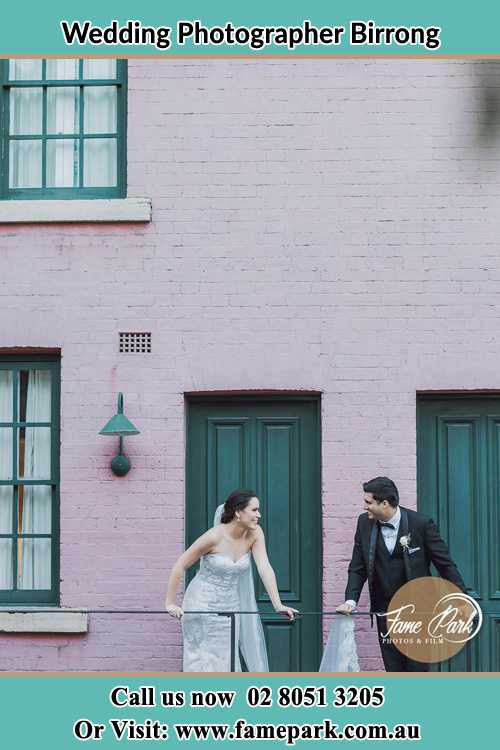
[230,613,236,672]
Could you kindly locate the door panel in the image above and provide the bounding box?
[186,396,321,671]
[417,397,500,671]
[437,417,482,598]
[207,418,251,509]
[488,418,500,600]
[256,417,300,602]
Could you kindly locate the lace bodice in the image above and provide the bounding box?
[198,552,251,589]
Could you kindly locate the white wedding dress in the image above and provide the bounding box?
[319,616,360,672]
[181,507,268,672]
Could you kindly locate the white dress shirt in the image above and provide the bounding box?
[379,506,401,554]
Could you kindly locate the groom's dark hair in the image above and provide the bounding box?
[221,489,257,523]
[363,476,399,507]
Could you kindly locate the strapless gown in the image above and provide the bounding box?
[182,552,251,672]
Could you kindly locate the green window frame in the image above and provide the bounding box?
[0,59,127,199]
[0,356,60,605]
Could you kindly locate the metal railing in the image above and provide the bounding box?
[182,610,375,672]
[0,607,375,673]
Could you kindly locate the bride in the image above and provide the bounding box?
[165,489,297,671]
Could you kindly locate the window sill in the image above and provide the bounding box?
[0,198,152,224]
[0,609,88,633]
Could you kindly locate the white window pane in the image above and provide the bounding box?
[46,59,79,80]
[0,487,13,533]
[19,370,51,422]
[19,486,51,534]
[18,427,51,480]
[0,371,13,421]
[9,140,42,188]
[84,138,117,187]
[84,86,117,134]
[18,538,51,589]
[10,88,42,135]
[0,541,13,589]
[9,60,42,80]
[83,60,116,79]
[47,140,79,187]
[0,429,13,479]
[47,87,79,134]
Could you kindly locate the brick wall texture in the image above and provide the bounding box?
[1,59,500,670]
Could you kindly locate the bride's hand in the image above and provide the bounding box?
[165,603,184,618]
[275,604,299,621]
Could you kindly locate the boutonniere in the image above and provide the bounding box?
[400,533,412,552]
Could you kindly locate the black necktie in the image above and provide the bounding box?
[378,520,395,530]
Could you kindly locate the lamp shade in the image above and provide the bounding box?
[99,393,140,436]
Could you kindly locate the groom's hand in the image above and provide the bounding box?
[336,601,356,615]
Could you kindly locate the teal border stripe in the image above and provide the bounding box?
[0,1,497,55]
[0,674,498,747]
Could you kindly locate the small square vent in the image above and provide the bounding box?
[119,332,152,354]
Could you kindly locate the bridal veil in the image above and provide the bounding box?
[213,504,268,671]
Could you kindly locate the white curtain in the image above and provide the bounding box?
[46,59,79,80]
[9,58,118,189]
[0,371,13,589]
[18,370,52,590]
[84,138,117,187]
[84,86,116,133]
[10,87,42,135]
[9,87,43,189]
[46,87,80,188]
[9,60,42,80]
[83,60,116,79]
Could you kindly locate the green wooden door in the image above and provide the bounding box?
[186,396,321,671]
[417,396,500,671]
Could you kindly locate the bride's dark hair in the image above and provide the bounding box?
[221,489,257,524]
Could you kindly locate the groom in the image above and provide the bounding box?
[337,476,467,671]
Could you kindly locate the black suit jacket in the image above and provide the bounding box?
[345,506,467,609]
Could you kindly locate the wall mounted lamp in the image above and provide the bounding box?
[99,392,140,476]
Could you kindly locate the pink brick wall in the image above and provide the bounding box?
[1,59,499,670]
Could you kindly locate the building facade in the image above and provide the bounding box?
[0,58,499,671]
